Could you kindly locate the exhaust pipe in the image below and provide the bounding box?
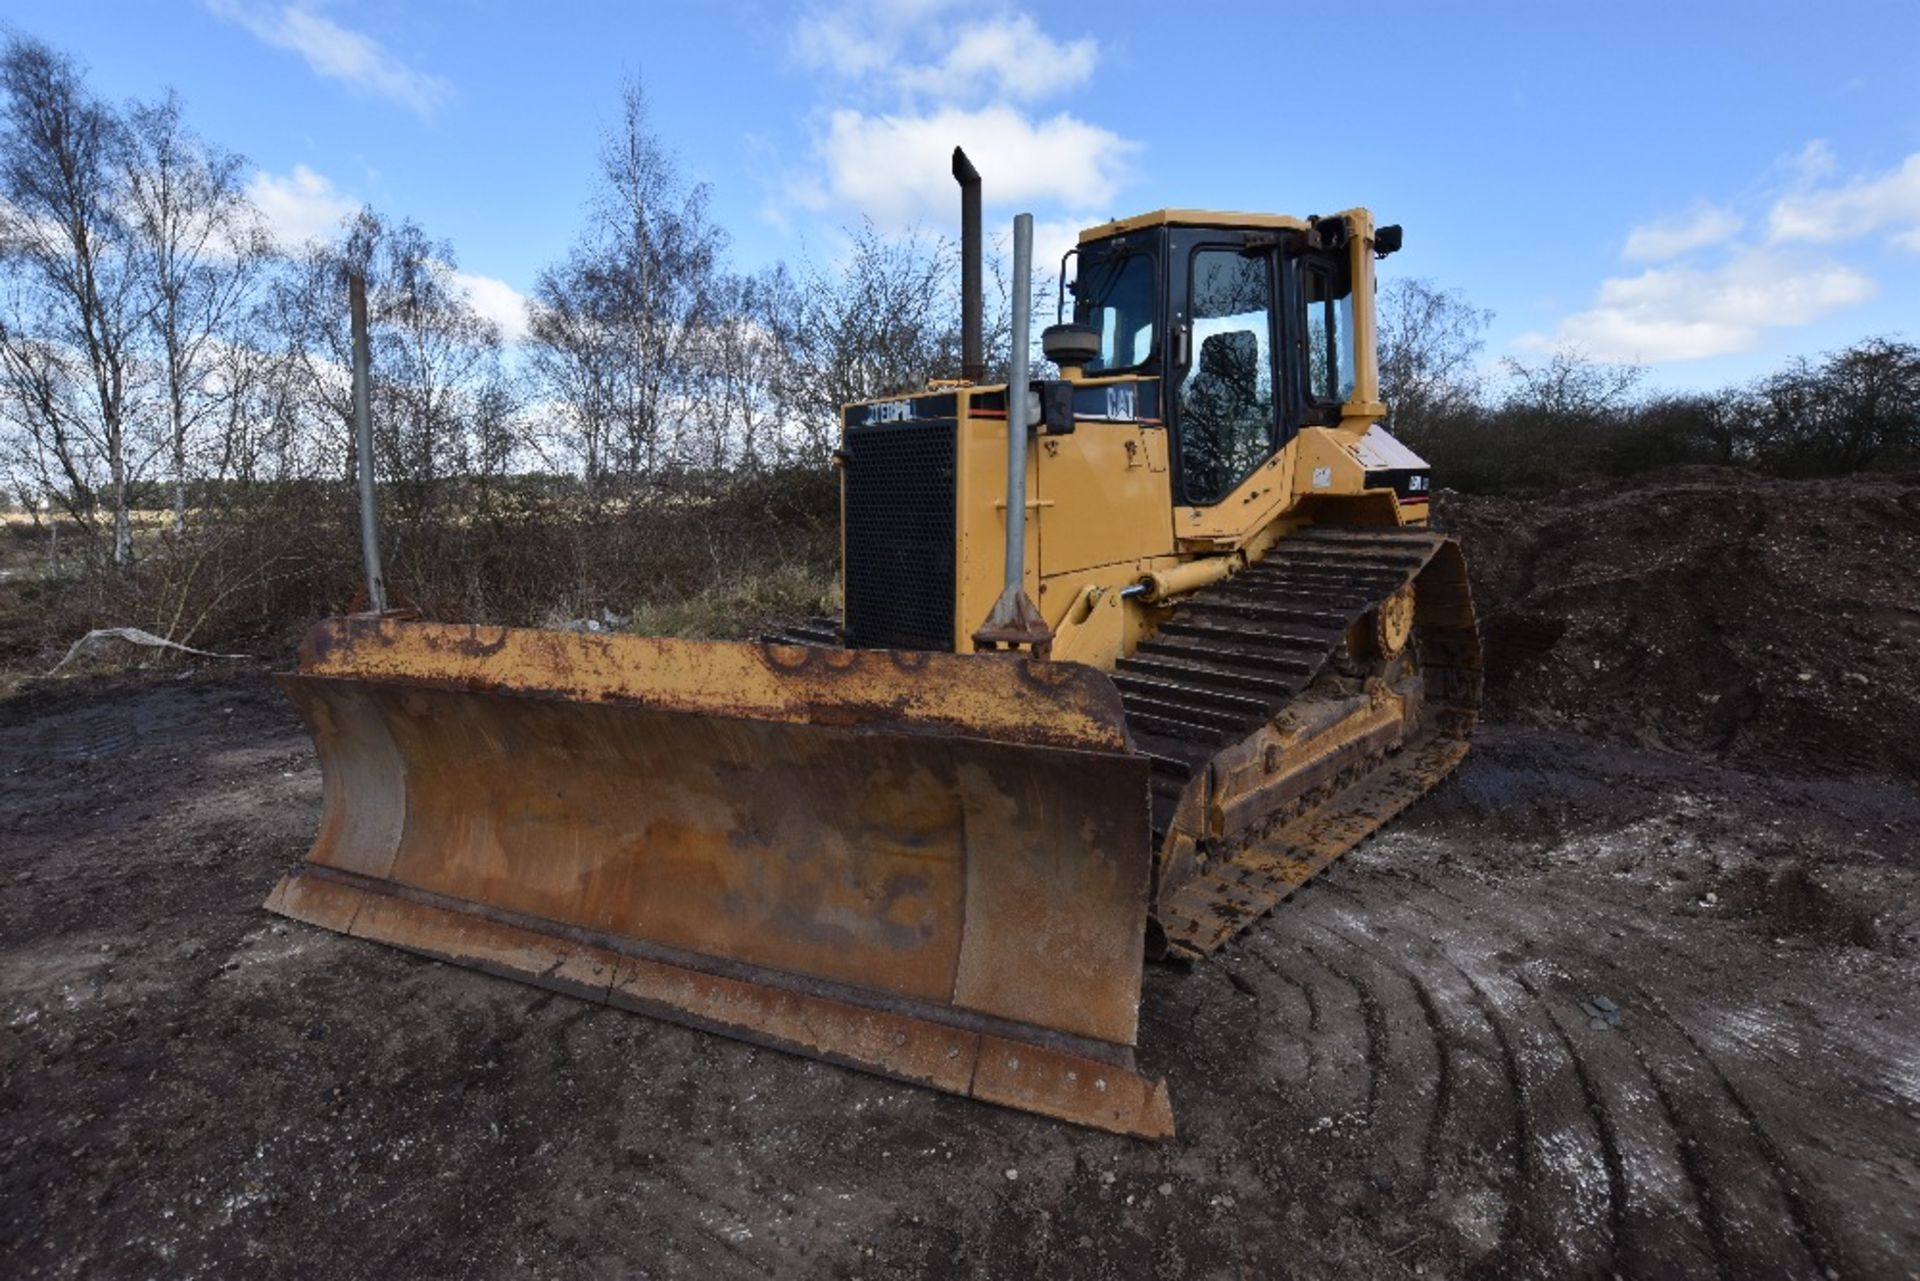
[952,147,983,383]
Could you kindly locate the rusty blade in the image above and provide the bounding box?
[267,871,1174,1138]
[294,617,1132,752]
[270,619,1170,1137]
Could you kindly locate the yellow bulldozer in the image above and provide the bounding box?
[267,149,1480,1139]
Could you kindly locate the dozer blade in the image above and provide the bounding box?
[267,618,1171,1138]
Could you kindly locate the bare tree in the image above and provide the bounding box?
[267,207,518,513]
[1750,337,1920,475]
[767,221,963,466]
[366,214,516,513]
[1375,277,1491,448]
[683,267,792,474]
[0,35,145,564]
[528,79,723,488]
[264,220,365,485]
[1500,348,1643,420]
[0,324,102,526]
[123,92,271,534]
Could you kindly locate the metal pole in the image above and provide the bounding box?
[970,211,1050,656]
[349,271,387,613]
[1000,213,1033,595]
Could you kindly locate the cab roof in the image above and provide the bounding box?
[1077,209,1313,243]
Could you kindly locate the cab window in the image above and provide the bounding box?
[1073,244,1156,373]
[1179,249,1275,503]
[1302,260,1357,406]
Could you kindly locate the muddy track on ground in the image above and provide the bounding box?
[3,673,1918,1279]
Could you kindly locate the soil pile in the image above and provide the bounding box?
[1437,467,1920,784]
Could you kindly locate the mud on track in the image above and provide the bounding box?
[3,671,1917,1279]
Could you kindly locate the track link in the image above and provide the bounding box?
[1129,526,1482,957]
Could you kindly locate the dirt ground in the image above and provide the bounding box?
[4,470,1919,1279]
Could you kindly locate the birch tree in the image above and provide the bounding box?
[0,35,144,564]
[123,92,271,534]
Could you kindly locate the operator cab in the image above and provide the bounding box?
[1047,210,1397,509]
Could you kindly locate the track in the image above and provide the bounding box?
[1108,525,1482,957]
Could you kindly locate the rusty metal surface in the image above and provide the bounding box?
[267,866,1173,1139]
[295,617,1129,752]
[1157,735,1472,955]
[1141,529,1484,955]
[272,622,1162,1135]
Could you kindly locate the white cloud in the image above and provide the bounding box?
[791,4,1098,105]
[1893,227,1920,254]
[1621,202,1741,262]
[792,0,937,81]
[1030,216,1091,289]
[246,164,358,248]
[452,271,530,343]
[1768,151,1920,245]
[207,1,452,117]
[897,13,1097,104]
[784,4,1135,237]
[1786,139,1838,185]
[813,104,1134,228]
[793,3,1093,105]
[1535,250,1876,363]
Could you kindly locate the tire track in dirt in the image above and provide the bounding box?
[1304,917,1451,1193]
[1297,939,1389,1124]
[1346,861,1853,1278]
[1503,875,1880,1276]
[1262,936,1376,1120]
[1512,965,1711,1276]
[1309,886,1537,1262]
[1634,988,1840,1279]
[1289,873,1623,1273]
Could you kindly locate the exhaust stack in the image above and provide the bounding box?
[952,147,983,383]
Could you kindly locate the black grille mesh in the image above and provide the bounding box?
[843,419,956,651]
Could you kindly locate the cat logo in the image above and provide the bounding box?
[1311,466,1333,489]
[1104,385,1137,421]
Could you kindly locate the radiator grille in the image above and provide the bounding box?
[843,418,956,651]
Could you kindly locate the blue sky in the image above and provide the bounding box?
[11,0,1918,389]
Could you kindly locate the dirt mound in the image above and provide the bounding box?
[1437,467,1920,785]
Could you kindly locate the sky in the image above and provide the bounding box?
[8,0,1918,390]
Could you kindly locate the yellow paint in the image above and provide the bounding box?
[954,388,1041,654]
[1078,209,1311,241]
[848,206,1430,669]
[1035,420,1174,578]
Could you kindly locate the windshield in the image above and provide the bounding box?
[1073,243,1157,374]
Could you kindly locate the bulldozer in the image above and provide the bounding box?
[267,150,1480,1140]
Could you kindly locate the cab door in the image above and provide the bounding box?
[1165,231,1284,508]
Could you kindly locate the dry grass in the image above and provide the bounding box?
[623,561,839,640]
[0,468,841,680]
